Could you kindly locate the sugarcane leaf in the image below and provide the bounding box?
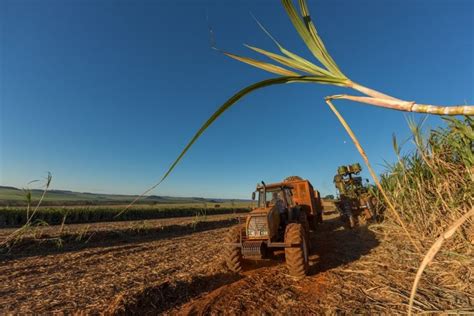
[153,77,298,188]
[280,46,334,77]
[250,13,335,77]
[297,0,345,78]
[281,0,343,77]
[300,75,348,86]
[117,74,349,217]
[140,75,347,192]
[224,52,299,76]
[245,44,325,76]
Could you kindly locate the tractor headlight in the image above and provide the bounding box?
[247,216,268,238]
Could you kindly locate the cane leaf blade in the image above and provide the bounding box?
[156,77,297,186]
[146,75,346,189]
[250,13,333,77]
[281,0,345,78]
[244,44,324,76]
[224,52,299,76]
[297,0,345,78]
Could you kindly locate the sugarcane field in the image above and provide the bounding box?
[1,0,473,314]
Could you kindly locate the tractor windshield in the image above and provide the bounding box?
[257,188,292,208]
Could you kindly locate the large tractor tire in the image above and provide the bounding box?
[298,210,311,250]
[284,176,303,182]
[284,223,309,278]
[224,226,243,273]
[340,199,356,229]
[364,196,376,222]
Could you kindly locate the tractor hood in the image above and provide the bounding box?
[250,205,274,215]
[246,205,280,239]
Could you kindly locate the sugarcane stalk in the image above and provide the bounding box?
[347,81,402,101]
[327,94,474,115]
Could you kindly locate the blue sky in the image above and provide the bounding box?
[1,0,472,198]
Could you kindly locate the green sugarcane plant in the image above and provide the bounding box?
[120,0,473,251]
[1,172,53,250]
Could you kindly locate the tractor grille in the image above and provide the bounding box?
[242,240,264,258]
[247,216,268,238]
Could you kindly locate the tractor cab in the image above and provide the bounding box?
[254,183,294,209]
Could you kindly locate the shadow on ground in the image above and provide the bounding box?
[308,215,380,276]
[107,272,243,316]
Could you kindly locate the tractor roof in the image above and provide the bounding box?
[256,182,292,190]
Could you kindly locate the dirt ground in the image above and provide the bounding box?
[171,211,381,315]
[3,211,465,314]
[0,214,240,314]
[0,213,241,239]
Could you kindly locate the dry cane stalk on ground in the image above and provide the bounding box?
[408,207,474,316]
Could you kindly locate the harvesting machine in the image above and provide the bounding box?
[333,163,376,228]
[224,176,323,277]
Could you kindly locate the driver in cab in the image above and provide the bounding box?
[272,192,288,226]
[272,192,286,214]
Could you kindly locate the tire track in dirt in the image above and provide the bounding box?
[174,252,329,314]
[0,221,239,314]
[0,215,239,259]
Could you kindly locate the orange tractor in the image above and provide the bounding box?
[224,176,323,277]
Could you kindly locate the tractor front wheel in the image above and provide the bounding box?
[284,223,309,277]
[224,226,243,273]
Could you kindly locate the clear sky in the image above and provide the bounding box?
[1,0,473,199]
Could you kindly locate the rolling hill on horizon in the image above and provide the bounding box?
[0,185,249,206]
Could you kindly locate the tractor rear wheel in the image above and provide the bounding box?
[298,210,311,250]
[284,223,309,277]
[224,226,243,273]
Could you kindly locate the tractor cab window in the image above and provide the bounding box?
[258,189,287,208]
